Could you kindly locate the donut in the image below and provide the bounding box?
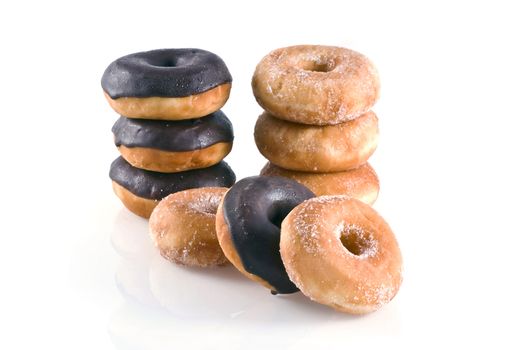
[252,45,379,125]
[280,196,402,314]
[149,187,228,267]
[254,111,378,172]
[112,111,233,173]
[109,156,235,218]
[260,162,379,205]
[215,176,314,294]
[102,48,232,120]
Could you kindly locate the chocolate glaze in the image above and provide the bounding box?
[109,157,235,200]
[222,176,315,294]
[101,48,232,99]
[112,110,233,152]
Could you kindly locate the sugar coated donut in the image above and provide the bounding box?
[109,157,235,218]
[280,196,402,314]
[216,176,314,294]
[254,111,378,172]
[260,162,379,205]
[102,49,232,120]
[112,111,233,173]
[252,45,379,125]
[149,187,228,267]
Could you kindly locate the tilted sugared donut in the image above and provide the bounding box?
[280,196,402,314]
[112,111,234,173]
[215,176,314,294]
[102,49,232,120]
[252,45,379,125]
[149,187,228,267]
[260,162,380,205]
[109,157,235,218]
[254,111,379,172]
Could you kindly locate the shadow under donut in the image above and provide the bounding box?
[108,208,402,349]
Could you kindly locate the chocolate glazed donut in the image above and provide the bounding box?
[112,111,234,172]
[102,49,232,98]
[216,176,315,294]
[101,48,232,120]
[112,111,233,151]
[109,157,236,218]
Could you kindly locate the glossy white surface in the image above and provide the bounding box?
[1,1,510,349]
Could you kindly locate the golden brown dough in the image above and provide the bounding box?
[254,111,379,172]
[280,196,402,314]
[149,187,228,267]
[260,162,379,205]
[252,45,379,125]
[215,196,275,290]
[104,83,231,120]
[112,181,158,219]
[118,142,232,173]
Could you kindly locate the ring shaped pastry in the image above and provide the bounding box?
[260,162,379,205]
[102,48,232,119]
[149,187,228,267]
[252,45,379,125]
[280,196,403,314]
[254,111,378,172]
[112,111,233,172]
[109,157,235,218]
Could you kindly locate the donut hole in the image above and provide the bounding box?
[267,203,289,228]
[187,195,221,216]
[339,226,377,257]
[196,203,218,215]
[156,60,177,67]
[151,57,179,68]
[300,60,334,73]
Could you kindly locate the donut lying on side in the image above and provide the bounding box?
[215,176,314,294]
[149,187,229,267]
[280,196,402,314]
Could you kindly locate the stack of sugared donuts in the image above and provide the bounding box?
[101,49,236,218]
[252,45,381,205]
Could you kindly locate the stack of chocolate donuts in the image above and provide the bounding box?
[101,49,236,218]
[252,45,381,205]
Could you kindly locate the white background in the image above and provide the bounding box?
[1,0,509,349]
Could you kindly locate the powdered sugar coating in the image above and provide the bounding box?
[252,45,380,125]
[254,111,379,172]
[260,162,380,204]
[334,222,378,259]
[280,195,403,314]
[185,191,222,215]
[290,195,379,258]
[148,187,228,267]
